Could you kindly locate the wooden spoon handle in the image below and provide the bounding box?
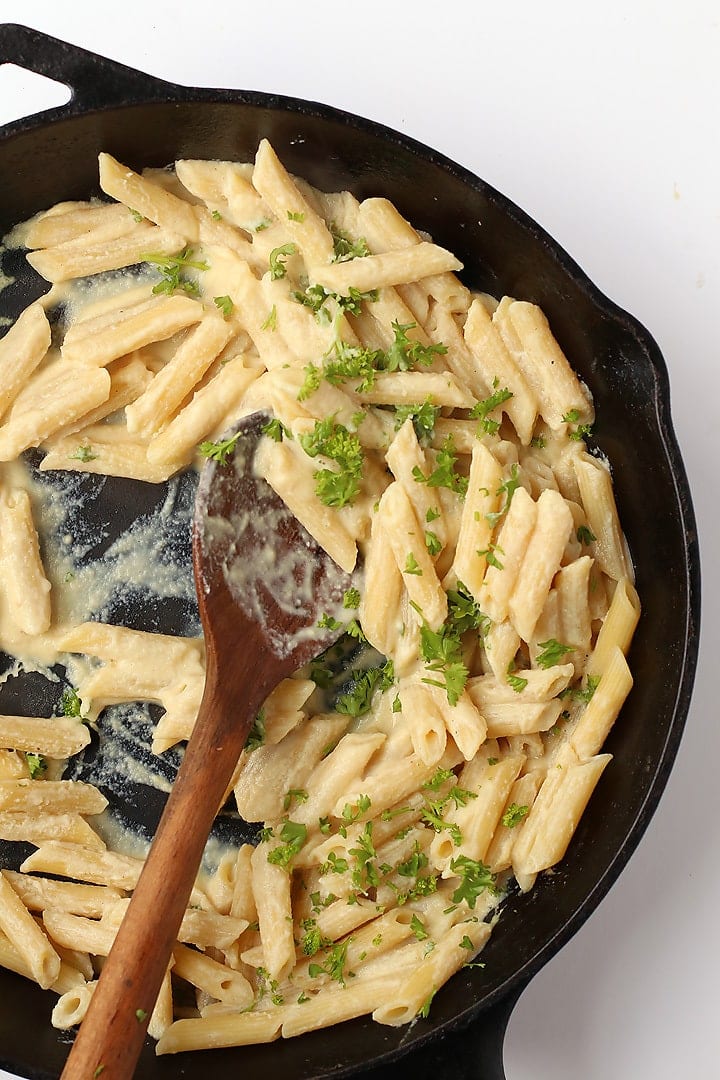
[60,663,263,1080]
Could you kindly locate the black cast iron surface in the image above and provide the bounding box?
[0,23,701,1080]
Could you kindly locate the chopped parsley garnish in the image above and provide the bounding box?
[349,822,379,892]
[477,543,504,570]
[261,417,290,442]
[459,935,475,951]
[502,803,530,828]
[412,435,468,497]
[485,464,522,527]
[135,1009,148,1023]
[283,788,309,811]
[71,445,97,463]
[299,419,364,508]
[287,210,305,222]
[341,794,372,826]
[269,243,296,279]
[142,246,208,297]
[261,304,277,331]
[308,939,351,985]
[418,988,437,1018]
[213,294,234,318]
[61,687,83,717]
[128,208,144,223]
[576,674,601,703]
[404,552,423,576]
[530,435,546,449]
[535,638,573,668]
[245,709,265,752]
[331,226,370,262]
[446,581,490,636]
[426,506,441,523]
[507,667,528,693]
[317,613,342,631]
[300,919,331,956]
[321,340,381,394]
[576,524,597,545]
[394,400,441,445]
[425,530,442,556]
[335,660,394,717]
[469,385,513,435]
[298,363,323,401]
[413,606,469,707]
[410,914,429,941]
[562,409,593,441]
[199,431,242,464]
[385,320,447,372]
[449,855,497,908]
[266,820,307,868]
[392,693,402,713]
[293,282,378,322]
[26,753,47,779]
[343,587,361,609]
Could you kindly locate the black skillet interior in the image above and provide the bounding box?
[0,24,700,1080]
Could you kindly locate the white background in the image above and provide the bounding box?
[0,2,717,1078]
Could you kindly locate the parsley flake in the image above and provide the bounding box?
[535,638,573,668]
[502,803,529,828]
[269,243,296,280]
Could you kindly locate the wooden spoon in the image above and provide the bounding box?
[61,410,350,1079]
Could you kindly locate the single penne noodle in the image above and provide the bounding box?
[234,713,348,823]
[574,453,633,582]
[372,920,491,1026]
[0,779,107,816]
[102,897,245,951]
[480,486,537,623]
[501,300,592,428]
[146,356,261,468]
[156,1011,282,1054]
[20,842,144,891]
[230,845,257,924]
[254,437,358,574]
[355,371,473,408]
[399,681,448,766]
[125,314,233,437]
[587,578,641,677]
[0,302,51,418]
[463,298,537,444]
[291,732,386,827]
[378,481,447,630]
[252,139,335,266]
[555,556,593,653]
[430,754,524,871]
[0,362,111,460]
[483,619,522,680]
[0,872,61,989]
[424,303,489,397]
[98,152,200,240]
[60,293,202,367]
[309,242,462,294]
[27,224,184,283]
[0,811,105,851]
[486,771,544,872]
[386,420,447,552]
[42,908,115,956]
[482,700,563,739]
[51,980,95,1029]
[0,713,90,758]
[421,682,487,761]
[25,200,140,248]
[172,943,254,1009]
[2,871,122,918]
[512,752,612,876]
[148,964,175,1041]
[570,647,633,761]
[508,488,574,642]
[250,843,295,981]
[47,352,154,441]
[0,929,82,996]
[358,510,405,657]
[0,489,52,635]
[202,851,237,916]
[282,975,407,1039]
[467,663,575,706]
[447,441,504,596]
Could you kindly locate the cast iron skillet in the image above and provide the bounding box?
[0,23,701,1080]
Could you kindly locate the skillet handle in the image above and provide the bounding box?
[0,23,179,114]
[362,981,528,1079]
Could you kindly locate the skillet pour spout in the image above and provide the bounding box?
[0,22,700,1080]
